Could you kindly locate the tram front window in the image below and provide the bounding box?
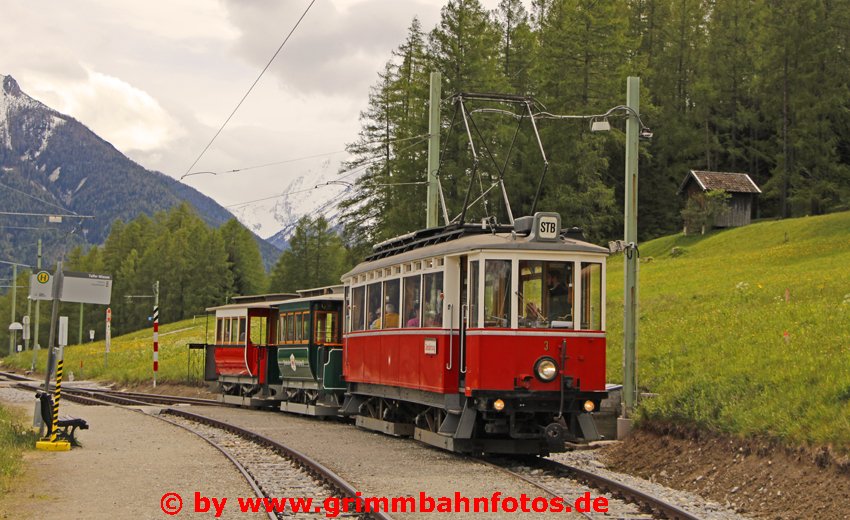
[518,260,574,329]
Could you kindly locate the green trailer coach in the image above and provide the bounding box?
[275,288,346,416]
[205,286,345,414]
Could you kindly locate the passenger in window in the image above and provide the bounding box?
[406,309,419,327]
[547,271,570,320]
[383,303,399,328]
[369,311,380,329]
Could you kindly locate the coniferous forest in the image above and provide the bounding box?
[339,0,850,247]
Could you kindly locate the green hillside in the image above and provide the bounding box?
[2,318,208,385]
[606,211,850,448]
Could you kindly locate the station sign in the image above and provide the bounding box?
[29,271,54,300]
[61,272,112,305]
[29,271,113,305]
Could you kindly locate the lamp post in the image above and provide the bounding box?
[620,77,640,438]
[588,77,643,438]
[8,322,22,354]
[1,260,30,355]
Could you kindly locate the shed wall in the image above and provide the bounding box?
[714,193,752,227]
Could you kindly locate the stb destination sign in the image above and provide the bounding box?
[30,271,112,305]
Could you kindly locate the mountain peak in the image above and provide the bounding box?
[2,75,22,97]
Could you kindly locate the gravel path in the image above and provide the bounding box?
[0,384,263,519]
[550,448,750,520]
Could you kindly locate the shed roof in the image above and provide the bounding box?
[679,170,761,195]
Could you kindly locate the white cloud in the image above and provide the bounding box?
[44,71,185,153]
[222,0,441,96]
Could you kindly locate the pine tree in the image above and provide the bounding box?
[269,216,347,292]
[219,219,267,296]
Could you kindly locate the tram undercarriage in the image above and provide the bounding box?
[342,383,603,455]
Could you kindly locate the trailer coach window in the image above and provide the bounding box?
[351,286,366,331]
[422,272,443,327]
[402,275,421,328]
[484,260,512,327]
[315,311,340,344]
[344,286,350,333]
[250,316,267,345]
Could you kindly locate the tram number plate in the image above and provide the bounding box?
[424,338,438,355]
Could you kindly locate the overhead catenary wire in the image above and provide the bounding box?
[223,133,433,209]
[182,0,318,179]
[182,133,431,179]
[0,181,80,215]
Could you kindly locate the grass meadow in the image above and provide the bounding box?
[2,317,211,386]
[606,211,850,449]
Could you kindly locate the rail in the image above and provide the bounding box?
[482,456,702,520]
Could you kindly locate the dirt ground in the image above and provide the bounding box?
[0,392,263,519]
[118,381,219,399]
[602,424,850,519]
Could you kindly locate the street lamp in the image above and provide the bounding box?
[8,322,22,354]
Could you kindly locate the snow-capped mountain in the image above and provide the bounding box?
[0,74,280,267]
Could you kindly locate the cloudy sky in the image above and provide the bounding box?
[0,0,512,238]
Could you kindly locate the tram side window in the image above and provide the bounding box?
[484,260,512,327]
[402,275,421,328]
[581,263,602,330]
[224,319,232,344]
[351,286,366,331]
[367,282,382,329]
[422,272,444,327]
[216,319,223,343]
[238,317,247,343]
[469,261,480,328]
[382,278,400,329]
[315,311,340,344]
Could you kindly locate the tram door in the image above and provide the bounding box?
[458,256,468,388]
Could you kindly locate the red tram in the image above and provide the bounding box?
[340,211,607,454]
[205,211,608,455]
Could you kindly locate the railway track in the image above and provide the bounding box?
[3,372,391,520]
[484,456,702,520]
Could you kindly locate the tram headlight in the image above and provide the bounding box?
[583,400,595,413]
[493,399,505,411]
[534,357,559,382]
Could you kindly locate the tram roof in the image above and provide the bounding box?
[206,293,344,313]
[206,299,296,312]
[343,231,608,279]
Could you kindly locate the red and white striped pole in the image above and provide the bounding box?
[152,280,160,388]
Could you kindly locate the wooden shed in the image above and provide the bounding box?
[678,170,761,228]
